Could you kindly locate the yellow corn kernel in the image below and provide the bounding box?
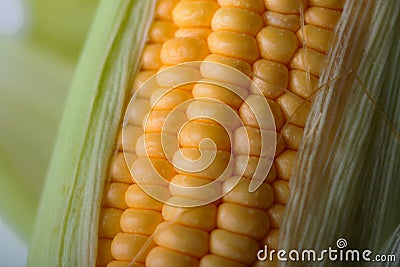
[281,123,304,150]
[111,153,136,184]
[111,233,154,262]
[211,7,264,36]
[257,26,299,64]
[309,0,344,10]
[173,1,219,27]
[97,239,114,266]
[200,254,246,267]
[125,184,164,211]
[150,88,192,110]
[305,7,342,30]
[223,178,274,209]
[264,0,308,14]
[149,21,177,43]
[239,96,282,130]
[131,158,176,184]
[146,247,198,267]
[99,208,123,239]
[263,229,280,249]
[104,182,129,210]
[193,82,244,109]
[156,65,201,89]
[107,261,144,267]
[233,156,277,183]
[267,203,286,228]
[162,201,217,231]
[160,37,210,65]
[289,70,319,99]
[120,209,163,235]
[173,148,231,180]
[144,109,187,134]
[275,149,297,180]
[208,31,260,63]
[297,25,333,53]
[218,0,265,14]
[272,179,290,204]
[155,0,179,21]
[179,120,231,151]
[202,54,252,86]
[132,70,156,95]
[154,222,209,258]
[277,93,311,127]
[262,11,300,32]
[174,28,212,39]
[135,132,177,159]
[251,59,288,99]
[233,126,275,157]
[186,100,241,130]
[217,202,270,240]
[126,98,150,127]
[169,175,222,200]
[117,125,143,153]
[141,44,163,70]
[210,229,259,264]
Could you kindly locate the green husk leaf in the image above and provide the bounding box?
[281,0,400,266]
[28,0,156,266]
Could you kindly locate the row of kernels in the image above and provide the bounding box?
[249,24,294,229]
[143,2,219,266]
[98,1,183,266]
[204,2,277,265]
[260,1,345,253]
[109,184,169,263]
[251,2,301,254]
[140,0,181,71]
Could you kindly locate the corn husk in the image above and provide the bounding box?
[281,0,400,266]
[28,1,156,266]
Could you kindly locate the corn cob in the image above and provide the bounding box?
[94,0,345,266]
[28,0,400,267]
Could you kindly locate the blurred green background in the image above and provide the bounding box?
[0,0,99,265]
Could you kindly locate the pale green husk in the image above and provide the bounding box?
[281,0,400,266]
[28,0,156,266]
